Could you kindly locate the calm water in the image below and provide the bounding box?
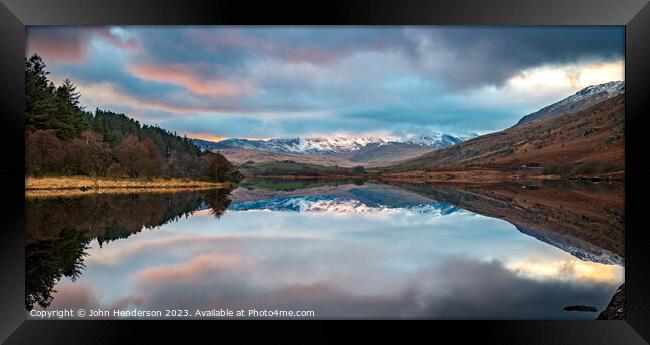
[26,179,624,319]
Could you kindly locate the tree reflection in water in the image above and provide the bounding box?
[25,228,89,310]
[25,188,233,310]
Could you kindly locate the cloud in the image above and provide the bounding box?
[398,255,618,319]
[127,62,256,97]
[76,81,223,115]
[133,253,251,286]
[506,258,620,284]
[402,26,624,89]
[26,26,625,138]
[129,255,619,319]
[40,280,101,311]
[26,26,139,62]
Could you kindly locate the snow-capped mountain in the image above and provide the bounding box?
[228,195,462,216]
[515,81,624,126]
[387,133,467,147]
[292,136,389,153]
[194,137,385,154]
[193,132,466,155]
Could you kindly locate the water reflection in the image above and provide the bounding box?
[25,179,624,319]
[25,189,233,310]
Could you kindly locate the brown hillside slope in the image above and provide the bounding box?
[391,94,624,173]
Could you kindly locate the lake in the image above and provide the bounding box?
[25,179,624,319]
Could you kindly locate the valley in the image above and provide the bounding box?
[193,81,625,184]
[194,133,466,167]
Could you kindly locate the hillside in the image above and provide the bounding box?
[212,144,441,167]
[390,93,624,176]
[209,147,362,167]
[515,81,624,126]
[346,142,438,164]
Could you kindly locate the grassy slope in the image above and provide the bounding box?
[347,142,437,164]
[210,144,437,167]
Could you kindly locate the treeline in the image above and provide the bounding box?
[25,54,240,182]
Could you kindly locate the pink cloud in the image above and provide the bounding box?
[26,27,140,62]
[46,281,100,310]
[133,253,251,286]
[128,62,255,97]
[26,29,90,62]
[78,81,234,115]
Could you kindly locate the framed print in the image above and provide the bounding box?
[1,0,649,343]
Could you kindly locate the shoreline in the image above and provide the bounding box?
[25,176,234,198]
[243,169,624,184]
[25,170,624,198]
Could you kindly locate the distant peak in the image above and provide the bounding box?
[515,80,624,127]
[575,81,624,96]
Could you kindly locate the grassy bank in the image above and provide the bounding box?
[377,168,624,184]
[238,160,624,184]
[238,161,379,177]
[26,176,233,198]
[376,169,534,184]
[245,168,624,185]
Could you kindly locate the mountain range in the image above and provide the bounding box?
[195,133,466,154]
[194,133,469,166]
[228,194,461,216]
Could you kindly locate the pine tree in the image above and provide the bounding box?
[25,54,57,131]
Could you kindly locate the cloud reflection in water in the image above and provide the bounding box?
[39,193,622,319]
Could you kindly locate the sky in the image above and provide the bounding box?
[26,26,624,141]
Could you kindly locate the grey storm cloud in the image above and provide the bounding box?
[28,26,623,90]
[402,26,624,89]
[25,26,624,138]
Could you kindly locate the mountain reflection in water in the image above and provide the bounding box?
[25,179,624,319]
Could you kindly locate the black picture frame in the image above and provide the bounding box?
[1,0,649,343]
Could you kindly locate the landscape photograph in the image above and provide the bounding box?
[25,26,625,319]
